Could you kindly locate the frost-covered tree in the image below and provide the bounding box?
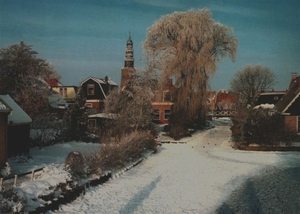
[0,42,60,118]
[103,68,156,142]
[230,64,276,106]
[143,8,238,125]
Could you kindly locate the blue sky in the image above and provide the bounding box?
[0,0,299,91]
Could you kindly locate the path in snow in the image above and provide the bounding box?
[53,124,300,214]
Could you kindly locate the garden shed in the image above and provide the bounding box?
[0,96,12,164]
[0,95,32,157]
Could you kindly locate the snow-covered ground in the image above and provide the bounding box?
[30,118,297,214]
[4,118,299,213]
[9,142,101,174]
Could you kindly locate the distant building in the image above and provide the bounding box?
[215,90,238,111]
[152,79,174,124]
[275,73,300,137]
[45,78,78,105]
[120,34,136,90]
[81,76,118,113]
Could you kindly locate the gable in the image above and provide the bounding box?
[81,76,118,100]
[284,94,300,115]
[275,84,300,114]
[82,78,106,99]
[0,95,32,124]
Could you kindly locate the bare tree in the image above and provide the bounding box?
[230,64,276,106]
[143,8,238,124]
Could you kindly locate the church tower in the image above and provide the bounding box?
[121,33,136,89]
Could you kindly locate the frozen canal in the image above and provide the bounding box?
[53,123,300,214]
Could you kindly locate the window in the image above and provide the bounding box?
[87,84,95,95]
[59,87,68,97]
[64,88,67,97]
[153,109,160,121]
[164,109,171,120]
[163,90,172,101]
[85,103,92,108]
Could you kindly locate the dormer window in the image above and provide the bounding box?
[87,84,95,95]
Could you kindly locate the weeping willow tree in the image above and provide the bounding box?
[143,8,238,128]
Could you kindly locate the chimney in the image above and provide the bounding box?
[292,73,297,80]
[104,76,108,83]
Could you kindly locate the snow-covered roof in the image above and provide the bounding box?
[0,95,32,124]
[0,97,12,113]
[81,76,118,86]
[88,113,117,119]
[48,93,68,109]
[253,103,275,109]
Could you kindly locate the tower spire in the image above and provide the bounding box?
[121,33,136,89]
[124,32,134,68]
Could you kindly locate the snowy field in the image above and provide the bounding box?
[21,118,296,214]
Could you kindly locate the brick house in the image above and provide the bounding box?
[274,74,300,136]
[152,79,174,124]
[215,90,238,110]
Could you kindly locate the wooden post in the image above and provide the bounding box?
[31,170,34,181]
[13,175,17,186]
[0,178,3,191]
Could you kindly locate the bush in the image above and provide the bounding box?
[65,151,85,177]
[0,188,25,213]
[89,131,157,172]
[168,109,195,140]
[230,107,249,144]
[66,131,157,178]
[0,162,12,178]
[232,108,297,146]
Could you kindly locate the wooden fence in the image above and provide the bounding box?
[0,167,44,191]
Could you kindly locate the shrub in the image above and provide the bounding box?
[0,162,12,178]
[0,188,25,213]
[67,131,157,178]
[239,108,296,146]
[65,151,85,177]
[230,107,249,145]
[168,109,194,140]
[97,131,156,172]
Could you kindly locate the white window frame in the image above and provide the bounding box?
[153,109,160,121]
[164,109,171,120]
[85,103,93,108]
[87,84,95,95]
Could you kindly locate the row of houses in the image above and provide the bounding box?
[1,35,300,165]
